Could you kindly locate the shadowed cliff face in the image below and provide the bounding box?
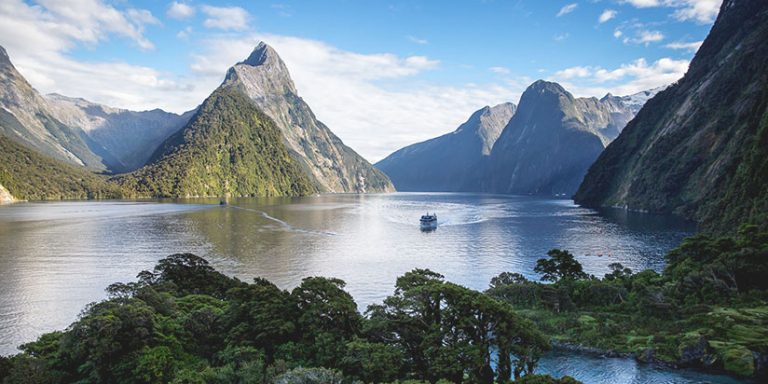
[485,81,608,196]
[375,80,652,195]
[574,0,768,232]
[375,103,516,192]
[222,42,394,193]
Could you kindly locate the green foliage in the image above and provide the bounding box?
[0,135,122,201]
[489,229,768,378]
[534,249,588,282]
[0,256,548,384]
[115,88,315,198]
[367,269,550,383]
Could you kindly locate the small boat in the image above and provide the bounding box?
[420,212,438,231]
[219,200,228,206]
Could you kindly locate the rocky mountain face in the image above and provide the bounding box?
[221,42,394,193]
[0,45,190,174]
[574,0,768,232]
[375,103,516,191]
[0,182,15,204]
[45,94,193,172]
[115,87,315,198]
[485,80,619,195]
[0,46,110,170]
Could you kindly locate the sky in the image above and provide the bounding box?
[0,0,719,162]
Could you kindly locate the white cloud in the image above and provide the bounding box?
[622,0,721,24]
[624,30,665,45]
[167,1,195,20]
[599,9,618,23]
[554,66,591,79]
[176,26,193,40]
[489,66,511,75]
[550,57,689,96]
[613,30,623,38]
[557,3,578,17]
[554,33,570,42]
[670,0,720,23]
[0,0,200,112]
[622,0,661,7]
[665,40,703,52]
[0,0,158,51]
[201,5,250,31]
[406,35,428,45]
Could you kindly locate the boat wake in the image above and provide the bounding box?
[227,206,337,236]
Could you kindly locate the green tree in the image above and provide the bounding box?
[534,249,588,282]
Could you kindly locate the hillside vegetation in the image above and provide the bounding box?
[115,88,315,198]
[0,135,122,201]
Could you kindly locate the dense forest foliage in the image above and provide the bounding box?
[488,225,768,378]
[0,254,575,384]
[0,135,122,201]
[115,88,315,198]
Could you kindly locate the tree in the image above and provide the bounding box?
[604,263,633,281]
[534,249,588,282]
[291,277,361,368]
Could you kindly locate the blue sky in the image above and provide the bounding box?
[0,0,719,161]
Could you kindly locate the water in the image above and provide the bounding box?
[0,193,743,383]
[538,351,749,384]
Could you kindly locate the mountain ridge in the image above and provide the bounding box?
[222,42,394,193]
[375,102,516,192]
[574,0,768,232]
[377,79,655,195]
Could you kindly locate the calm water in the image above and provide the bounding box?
[0,193,744,383]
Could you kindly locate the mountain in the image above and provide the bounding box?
[0,45,190,174]
[601,87,666,115]
[115,87,315,198]
[0,135,122,201]
[574,0,768,232]
[375,80,653,194]
[220,42,394,193]
[0,46,111,171]
[45,94,193,172]
[485,80,643,196]
[375,103,516,191]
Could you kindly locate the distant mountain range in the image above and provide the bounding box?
[377,81,659,195]
[575,0,768,233]
[0,42,392,201]
[376,102,516,192]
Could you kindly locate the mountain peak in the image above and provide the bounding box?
[525,80,569,95]
[239,42,283,68]
[0,45,12,69]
